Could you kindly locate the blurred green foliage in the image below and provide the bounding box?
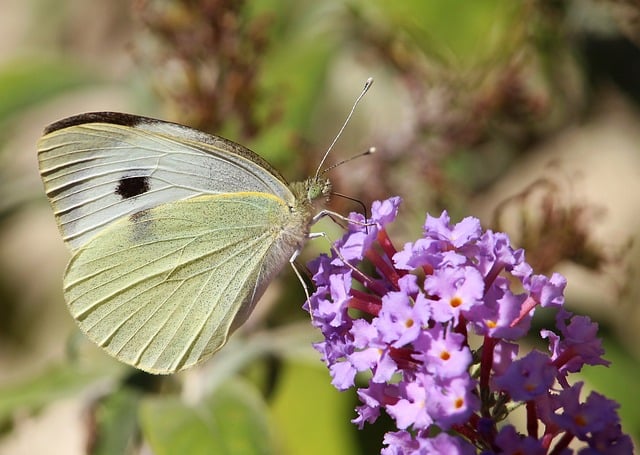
[0,59,95,124]
[1,0,639,453]
[140,380,275,455]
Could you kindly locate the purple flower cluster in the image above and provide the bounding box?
[305,197,633,454]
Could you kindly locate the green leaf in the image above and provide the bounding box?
[369,0,523,67]
[0,363,109,428]
[270,361,358,455]
[90,387,142,455]
[247,5,338,169]
[0,58,97,122]
[140,380,275,455]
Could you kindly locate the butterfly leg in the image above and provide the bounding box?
[311,209,352,225]
[289,247,311,306]
[312,209,375,232]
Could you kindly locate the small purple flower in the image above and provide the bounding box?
[316,272,352,328]
[543,309,609,385]
[386,375,434,430]
[423,211,482,248]
[304,197,632,454]
[425,376,479,429]
[425,265,484,324]
[476,230,523,279]
[494,425,547,454]
[420,432,477,454]
[578,421,635,454]
[380,431,419,455]
[376,289,425,347]
[492,350,557,401]
[382,430,477,455]
[413,325,472,378]
[372,197,402,226]
[468,280,530,339]
[552,383,621,439]
[489,340,519,377]
[353,381,388,428]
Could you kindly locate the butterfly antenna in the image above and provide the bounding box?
[314,77,374,180]
[321,146,376,176]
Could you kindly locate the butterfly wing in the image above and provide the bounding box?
[37,112,292,251]
[65,192,298,374]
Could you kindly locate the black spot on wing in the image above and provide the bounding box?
[43,112,151,134]
[116,176,150,199]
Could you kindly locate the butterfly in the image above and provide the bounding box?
[38,79,373,375]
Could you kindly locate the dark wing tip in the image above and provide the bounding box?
[42,112,153,135]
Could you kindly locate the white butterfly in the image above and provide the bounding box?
[38,78,373,374]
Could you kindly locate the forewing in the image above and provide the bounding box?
[38,112,292,251]
[63,193,292,374]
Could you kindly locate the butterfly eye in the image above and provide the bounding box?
[323,180,332,196]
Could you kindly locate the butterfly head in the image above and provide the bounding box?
[306,176,332,203]
[289,176,332,210]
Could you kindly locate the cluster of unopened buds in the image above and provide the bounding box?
[305,197,633,454]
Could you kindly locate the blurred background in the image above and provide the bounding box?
[1,0,639,453]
